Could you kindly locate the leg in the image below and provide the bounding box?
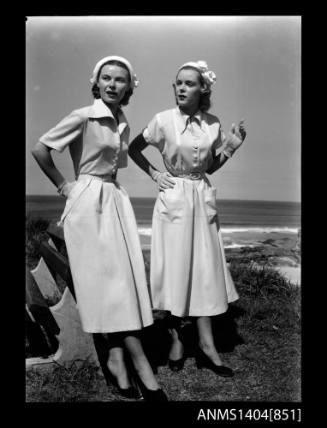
[168,328,184,360]
[196,316,223,365]
[123,332,159,390]
[168,315,184,361]
[106,333,131,389]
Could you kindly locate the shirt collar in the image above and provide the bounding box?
[176,107,203,134]
[88,98,129,131]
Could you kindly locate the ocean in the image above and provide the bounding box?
[26,195,301,244]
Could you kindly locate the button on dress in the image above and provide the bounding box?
[39,99,153,333]
[143,107,239,317]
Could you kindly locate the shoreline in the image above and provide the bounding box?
[26,215,301,286]
[140,228,301,286]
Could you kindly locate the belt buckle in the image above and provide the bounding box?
[190,172,201,180]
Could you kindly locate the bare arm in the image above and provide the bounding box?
[128,133,175,190]
[31,142,66,188]
[31,142,76,197]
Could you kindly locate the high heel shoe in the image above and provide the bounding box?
[140,387,169,402]
[106,369,142,399]
[116,385,142,399]
[168,355,186,372]
[195,347,234,378]
[134,376,168,401]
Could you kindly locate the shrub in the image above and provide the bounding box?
[26,216,50,268]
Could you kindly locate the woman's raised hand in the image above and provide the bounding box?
[223,119,246,158]
[154,172,176,191]
[236,119,246,142]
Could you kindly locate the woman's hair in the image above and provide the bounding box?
[91,60,133,106]
[175,66,212,112]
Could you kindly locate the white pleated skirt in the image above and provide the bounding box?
[59,174,154,333]
[150,176,239,317]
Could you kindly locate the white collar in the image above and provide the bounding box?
[175,107,203,134]
[89,99,128,124]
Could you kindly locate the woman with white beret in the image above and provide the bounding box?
[129,60,246,378]
[32,56,167,401]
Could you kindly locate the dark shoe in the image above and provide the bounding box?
[139,387,168,402]
[106,370,142,399]
[117,385,142,399]
[195,347,234,378]
[135,376,168,401]
[168,356,185,372]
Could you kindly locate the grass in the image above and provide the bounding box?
[25,218,301,402]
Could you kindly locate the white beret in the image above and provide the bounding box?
[90,55,139,88]
[178,60,216,87]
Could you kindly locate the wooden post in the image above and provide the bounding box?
[28,224,104,368]
[39,241,76,300]
[26,267,59,355]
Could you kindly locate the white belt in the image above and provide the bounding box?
[172,172,205,180]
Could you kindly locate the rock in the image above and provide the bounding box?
[275,266,301,286]
[271,256,299,267]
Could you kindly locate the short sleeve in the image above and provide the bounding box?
[142,114,165,152]
[39,110,85,153]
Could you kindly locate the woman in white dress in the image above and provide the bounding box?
[32,56,167,401]
[128,60,246,377]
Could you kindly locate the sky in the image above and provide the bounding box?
[26,16,301,202]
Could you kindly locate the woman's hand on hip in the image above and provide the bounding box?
[155,172,176,191]
[59,181,77,198]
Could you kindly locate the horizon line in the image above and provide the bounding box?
[26,194,301,204]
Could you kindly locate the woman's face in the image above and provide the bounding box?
[174,68,203,112]
[97,64,130,107]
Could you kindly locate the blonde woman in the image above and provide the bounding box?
[32,56,168,401]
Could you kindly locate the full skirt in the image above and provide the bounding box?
[60,175,154,333]
[150,177,239,317]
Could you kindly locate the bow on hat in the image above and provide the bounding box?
[178,60,217,88]
[90,55,139,89]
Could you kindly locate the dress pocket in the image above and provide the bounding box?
[203,187,217,223]
[157,187,184,223]
[58,178,92,225]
